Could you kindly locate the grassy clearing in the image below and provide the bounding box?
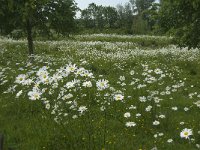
[0,35,200,150]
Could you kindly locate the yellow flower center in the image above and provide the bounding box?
[34,94,39,99]
[184,132,188,136]
[100,83,105,86]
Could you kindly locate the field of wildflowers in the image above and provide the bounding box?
[0,34,200,150]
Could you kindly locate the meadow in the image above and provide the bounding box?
[0,34,200,150]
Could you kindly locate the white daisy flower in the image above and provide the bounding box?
[124,112,131,118]
[15,74,26,84]
[125,122,136,127]
[82,81,92,87]
[28,90,42,100]
[114,94,124,101]
[180,128,193,139]
[96,79,109,91]
[153,120,160,126]
[78,106,88,114]
[167,139,173,143]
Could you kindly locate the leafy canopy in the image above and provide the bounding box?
[158,0,200,48]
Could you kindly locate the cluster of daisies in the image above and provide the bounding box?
[6,62,128,123]
[2,57,199,148]
[55,40,200,62]
[113,62,200,146]
[3,61,199,144]
[1,34,200,148]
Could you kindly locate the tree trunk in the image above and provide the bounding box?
[26,18,34,56]
[0,134,3,150]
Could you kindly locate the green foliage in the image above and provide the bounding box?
[132,0,159,34]
[10,29,25,39]
[79,0,158,35]
[0,0,77,55]
[132,0,155,14]
[132,15,148,34]
[80,3,118,29]
[158,0,200,48]
[0,0,77,37]
[42,0,77,35]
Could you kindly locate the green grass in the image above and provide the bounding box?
[0,35,200,150]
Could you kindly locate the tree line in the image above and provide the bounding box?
[78,0,159,34]
[0,0,199,56]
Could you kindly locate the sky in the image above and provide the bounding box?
[75,0,159,18]
[75,0,127,10]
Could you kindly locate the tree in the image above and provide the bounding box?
[81,4,118,30]
[132,15,148,34]
[158,0,200,48]
[142,3,160,31]
[81,3,98,29]
[135,0,155,14]
[116,3,134,33]
[0,0,77,56]
[124,2,134,32]
[103,6,118,28]
[79,1,157,34]
[130,0,156,34]
[81,9,94,28]
[116,4,125,28]
[37,0,77,36]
